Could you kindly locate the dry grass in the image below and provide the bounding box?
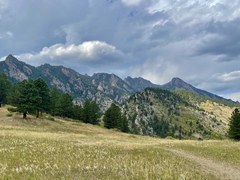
[199,100,234,125]
[0,106,239,179]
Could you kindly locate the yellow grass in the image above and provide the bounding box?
[199,100,234,125]
[0,107,240,179]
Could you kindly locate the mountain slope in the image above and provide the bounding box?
[0,55,39,82]
[161,77,231,102]
[92,73,134,103]
[37,64,94,96]
[123,88,234,138]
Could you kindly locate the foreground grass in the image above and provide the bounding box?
[0,107,239,179]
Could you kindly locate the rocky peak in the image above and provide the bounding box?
[170,77,189,87]
[124,76,159,92]
[162,77,194,91]
[2,55,35,82]
[91,73,134,100]
[93,73,120,81]
[5,54,20,64]
[92,73,125,87]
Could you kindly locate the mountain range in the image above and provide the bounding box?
[0,55,234,108]
[0,54,238,138]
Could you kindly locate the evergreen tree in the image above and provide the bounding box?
[72,105,83,120]
[88,101,100,125]
[33,78,50,117]
[49,88,62,116]
[0,74,11,107]
[103,103,129,132]
[103,103,120,129]
[228,108,240,140]
[121,115,129,132]
[15,80,40,118]
[82,100,100,124]
[151,115,169,138]
[55,93,73,118]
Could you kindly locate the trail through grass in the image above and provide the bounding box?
[168,149,240,180]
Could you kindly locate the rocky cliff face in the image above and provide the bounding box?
[0,55,37,82]
[92,73,134,103]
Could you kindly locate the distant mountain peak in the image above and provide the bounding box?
[170,77,188,85]
[5,54,19,63]
[162,77,194,91]
[171,77,184,83]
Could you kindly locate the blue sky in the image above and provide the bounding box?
[0,0,240,101]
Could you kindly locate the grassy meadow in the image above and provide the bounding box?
[0,107,240,179]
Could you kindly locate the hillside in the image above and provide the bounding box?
[0,106,240,179]
[123,88,236,139]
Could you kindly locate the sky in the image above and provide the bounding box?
[0,0,240,101]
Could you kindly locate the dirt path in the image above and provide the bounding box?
[167,149,240,180]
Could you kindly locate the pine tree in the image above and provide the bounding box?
[0,74,11,107]
[49,88,62,116]
[15,80,40,118]
[82,100,100,124]
[228,108,240,140]
[103,103,128,132]
[103,103,120,129]
[72,105,83,120]
[55,93,73,118]
[121,115,129,132]
[33,78,50,118]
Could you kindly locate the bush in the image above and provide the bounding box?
[6,113,13,117]
[7,107,17,112]
[46,116,55,121]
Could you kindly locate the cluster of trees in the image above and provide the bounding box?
[0,74,129,132]
[0,75,100,123]
[228,108,240,140]
[151,115,170,138]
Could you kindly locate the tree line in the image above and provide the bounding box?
[0,74,129,132]
[3,73,239,139]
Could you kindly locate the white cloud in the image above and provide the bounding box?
[40,41,120,59]
[13,41,127,74]
[217,71,240,82]
[224,92,240,102]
